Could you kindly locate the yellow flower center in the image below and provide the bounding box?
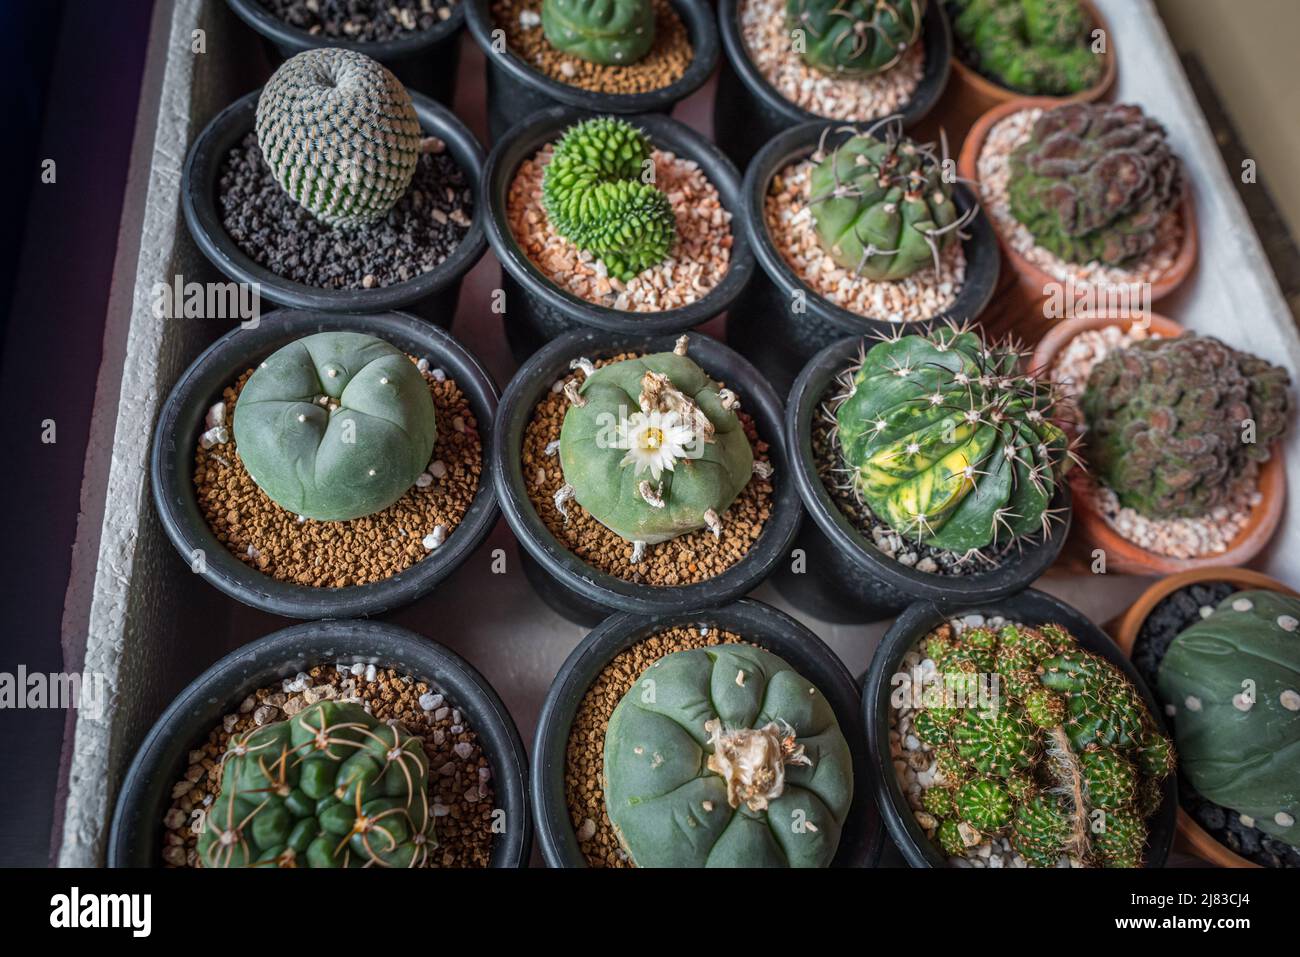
[641,427,665,451]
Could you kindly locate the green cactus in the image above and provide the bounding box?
[541,117,675,281]
[833,323,1073,554]
[954,777,1013,831]
[1081,334,1292,521]
[913,707,953,746]
[786,0,925,77]
[232,332,437,521]
[603,644,854,867]
[951,708,1039,776]
[197,701,435,868]
[936,818,967,856]
[1011,793,1071,866]
[950,0,1103,96]
[255,48,422,228]
[922,784,954,818]
[1158,590,1300,850]
[1008,102,1183,266]
[542,0,655,66]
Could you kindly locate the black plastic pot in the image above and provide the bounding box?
[493,328,801,626]
[182,89,487,327]
[774,335,1070,623]
[862,588,1178,868]
[108,619,531,867]
[463,0,719,144]
[532,598,885,866]
[482,107,754,366]
[151,309,499,619]
[225,0,466,102]
[728,120,1000,395]
[713,0,952,171]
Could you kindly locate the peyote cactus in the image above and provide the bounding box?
[233,332,437,521]
[555,337,760,559]
[1081,334,1292,520]
[541,117,676,281]
[198,701,435,868]
[808,122,972,280]
[949,0,1103,96]
[913,620,1173,867]
[541,0,656,66]
[1008,102,1183,266]
[256,48,422,228]
[833,323,1074,554]
[604,644,853,867]
[786,0,925,77]
[1158,590,1300,850]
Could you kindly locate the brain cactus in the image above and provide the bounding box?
[555,337,759,558]
[950,0,1103,96]
[541,117,676,281]
[541,0,656,66]
[604,644,853,867]
[916,620,1173,867]
[198,701,435,868]
[1158,589,1300,850]
[786,0,925,77]
[808,122,970,280]
[232,332,437,521]
[1008,102,1182,266]
[256,48,422,228]
[833,323,1074,554]
[1081,334,1292,520]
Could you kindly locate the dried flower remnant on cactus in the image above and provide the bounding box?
[950,0,1104,96]
[786,0,925,77]
[541,0,656,65]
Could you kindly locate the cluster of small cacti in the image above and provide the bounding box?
[1008,102,1183,266]
[832,323,1074,555]
[949,0,1103,95]
[1081,334,1292,521]
[786,0,925,77]
[1158,589,1300,850]
[233,332,437,521]
[604,644,853,866]
[913,620,1174,867]
[541,0,656,65]
[541,117,676,281]
[256,48,422,228]
[198,701,436,867]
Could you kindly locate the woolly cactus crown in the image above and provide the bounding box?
[256,48,422,228]
[542,0,656,66]
[786,0,925,77]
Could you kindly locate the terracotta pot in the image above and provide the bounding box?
[1109,567,1300,868]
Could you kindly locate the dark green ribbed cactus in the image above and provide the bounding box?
[198,701,435,868]
[833,323,1074,554]
[256,48,422,228]
[1081,334,1292,520]
[232,332,437,521]
[950,0,1103,96]
[542,0,656,65]
[541,117,676,281]
[786,0,925,77]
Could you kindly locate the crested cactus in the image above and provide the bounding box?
[232,332,437,521]
[1008,102,1183,266]
[1158,590,1300,850]
[541,117,676,281]
[1081,334,1292,520]
[950,0,1103,96]
[542,0,656,66]
[833,323,1074,555]
[198,701,435,868]
[603,644,853,867]
[786,0,925,77]
[256,48,422,228]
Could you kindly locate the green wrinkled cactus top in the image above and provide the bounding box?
[950,0,1103,96]
[232,331,437,522]
[604,644,853,867]
[786,0,925,77]
[542,0,656,66]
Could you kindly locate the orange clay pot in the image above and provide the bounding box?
[1109,567,1300,867]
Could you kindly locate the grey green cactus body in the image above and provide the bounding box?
[542,0,656,66]
[786,0,925,77]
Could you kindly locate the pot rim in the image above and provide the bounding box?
[225,0,466,58]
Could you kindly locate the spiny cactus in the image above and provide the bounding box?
[256,48,422,228]
[1081,334,1292,520]
[198,701,435,868]
[542,0,656,66]
[541,117,675,281]
[232,332,437,521]
[1008,102,1183,266]
[950,0,1103,96]
[786,0,925,77]
[832,323,1074,555]
[555,337,760,559]
[808,121,973,281]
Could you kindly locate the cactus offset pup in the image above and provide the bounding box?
[786,0,925,77]
[542,0,656,66]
